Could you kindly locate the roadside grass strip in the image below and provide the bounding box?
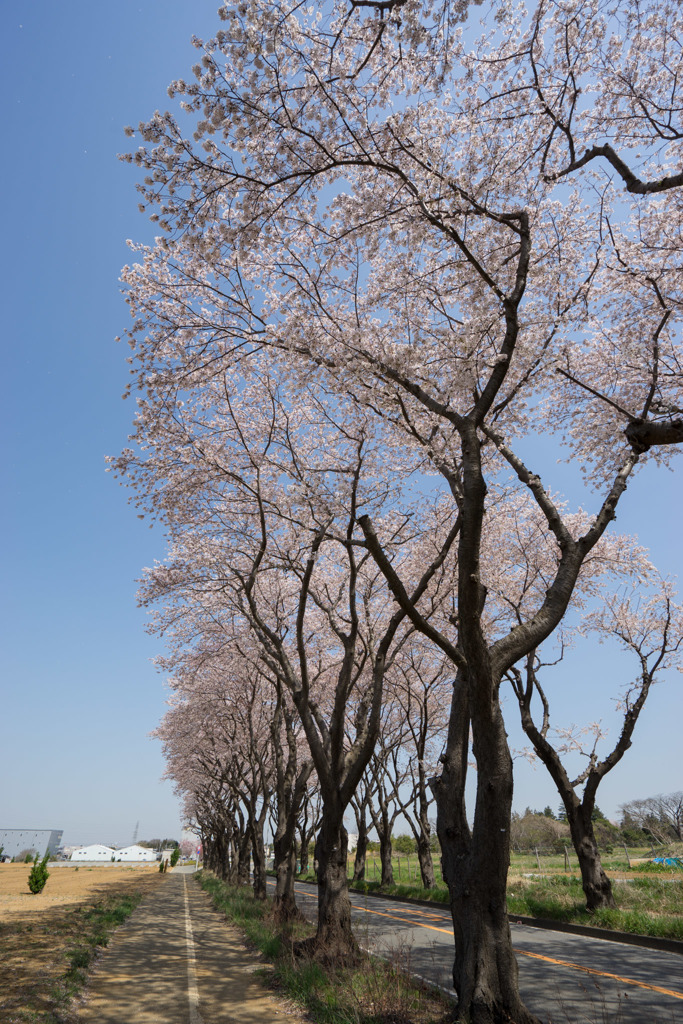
[338,867,683,942]
[198,872,452,1024]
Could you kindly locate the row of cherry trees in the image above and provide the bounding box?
[139,378,459,938]
[117,1,682,1020]
[135,360,679,957]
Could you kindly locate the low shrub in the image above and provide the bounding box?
[28,852,50,894]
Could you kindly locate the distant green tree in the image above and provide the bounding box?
[393,834,417,855]
[170,847,181,867]
[28,852,50,894]
[543,807,555,819]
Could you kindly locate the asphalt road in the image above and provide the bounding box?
[274,879,683,1024]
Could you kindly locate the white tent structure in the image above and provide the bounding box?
[113,844,157,862]
[70,844,116,861]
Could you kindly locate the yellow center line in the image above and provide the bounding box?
[512,947,683,1002]
[285,881,683,1002]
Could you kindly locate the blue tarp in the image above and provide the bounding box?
[652,857,683,868]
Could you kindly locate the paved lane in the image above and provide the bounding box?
[76,869,304,1023]
[276,880,683,1023]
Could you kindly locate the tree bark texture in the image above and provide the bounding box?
[566,806,616,911]
[274,840,300,920]
[352,826,368,882]
[313,810,358,962]
[434,675,541,1024]
[251,827,267,900]
[416,834,435,889]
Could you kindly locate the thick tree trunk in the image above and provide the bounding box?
[311,809,358,962]
[416,834,435,889]
[203,834,217,874]
[434,674,541,1024]
[216,833,231,882]
[567,807,616,911]
[352,825,368,882]
[251,828,267,900]
[379,832,394,886]
[273,836,300,921]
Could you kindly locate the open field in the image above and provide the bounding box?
[353,845,683,885]
[0,863,165,1023]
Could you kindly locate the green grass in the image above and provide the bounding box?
[51,891,147,1008]
[4,886,151,1024]
[198,872,451,1024]
[632,859,683,872]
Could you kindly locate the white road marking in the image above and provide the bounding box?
[183,875,205,1024]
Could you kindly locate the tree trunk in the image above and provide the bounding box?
[226,832,238,884]
[203,834,216,874]
[352,825,368,882]
[298,804,317,876]
[567,807,616,911]
[433,673,541,1024]
[416,834,435,889]
[217,833,231,882]
[311,810,358,962]
[273,835,300,921]
[237,832,251,886]
[515,671,617,913]
[252,828,267,900]
[379,831,394,886]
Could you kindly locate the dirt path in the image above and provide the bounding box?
[75,868,306,1024]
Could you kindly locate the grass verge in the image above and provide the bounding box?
[198,872,452,1024]
[295,865,683,941]
[506,874,683,940]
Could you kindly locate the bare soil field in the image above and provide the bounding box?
[0,863,164,1023]
[0,862,162,921]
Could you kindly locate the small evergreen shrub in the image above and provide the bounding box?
[28,851,50,894]
[170,846,181,867]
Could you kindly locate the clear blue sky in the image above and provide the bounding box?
[0,2,680,849]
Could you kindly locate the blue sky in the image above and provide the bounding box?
[0,2,680,850]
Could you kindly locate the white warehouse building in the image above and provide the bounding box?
[70,844,116,861]
[113,845,157,862]
[70,843,159,862]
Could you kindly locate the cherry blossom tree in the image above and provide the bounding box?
[157,696,254,884]
[118,1,683,1019]
[509,574,683,909]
